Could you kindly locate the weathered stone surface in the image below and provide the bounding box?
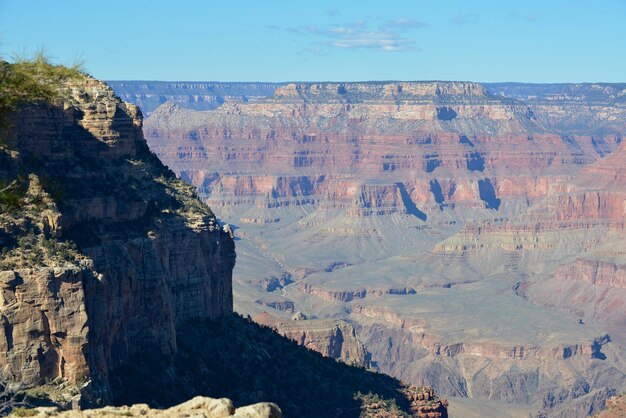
[0,267,90,386]
[253,312,369,366]
[0,73,235,403]
[593,393,626,417]
[404,386,449,418]
[233,402,282,418]
[9,396,282,418]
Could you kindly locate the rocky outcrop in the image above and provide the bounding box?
[300,283,417,302]
[253,312,369,366]
[10,396,282,418]
[404,386,449,418]
[356,385,448,418]
[0,267,90,386]
[0,71,235,404]
[0,67,453,418]
[593,393,626,417]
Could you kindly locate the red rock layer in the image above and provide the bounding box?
[144,83,622,218]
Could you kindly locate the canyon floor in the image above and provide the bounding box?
[111,80,626,417]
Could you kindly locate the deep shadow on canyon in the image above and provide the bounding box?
[109,314,441,418]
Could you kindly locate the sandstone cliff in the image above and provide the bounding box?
[0,63,235,404]
[253,312,369,367]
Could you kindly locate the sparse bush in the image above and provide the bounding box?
[0,179,25,209]
[11,406,37,417]
[25,387,49,401]
[16,231,36,250]
[0,48,85,143]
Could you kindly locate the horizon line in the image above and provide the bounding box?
[104,79,626,85]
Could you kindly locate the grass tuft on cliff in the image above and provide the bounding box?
[0,49,84,139]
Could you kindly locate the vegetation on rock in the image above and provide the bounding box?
[0,50,83,139]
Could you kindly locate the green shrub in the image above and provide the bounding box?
[11,407,37,417]
[26,387,50,401]
[0,48,85,142]
[0,179,25,209]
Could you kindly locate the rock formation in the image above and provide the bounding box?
[115,80,626,417]
[593,393,626,418]
[0,67,235,404]
[253,312,369,367]
[1,64,448,418]
[10,396,282,418]
[107,81,280,115]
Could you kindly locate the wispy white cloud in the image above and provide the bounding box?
[380,19,429,30]
[296,47,329,57]
[509,12,538,22]
[450,13,479,26]
[331,34,417,51]
[289,18,426,53]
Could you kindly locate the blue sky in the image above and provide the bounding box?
[0,0,624,82]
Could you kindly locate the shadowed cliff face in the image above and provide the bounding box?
[108,314,448,418]
[0,73,235,404]
[252,311,370,367]
[117,80,626,417]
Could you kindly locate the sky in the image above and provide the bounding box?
[0,0,625,83]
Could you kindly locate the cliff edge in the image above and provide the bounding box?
[0,60,235,406]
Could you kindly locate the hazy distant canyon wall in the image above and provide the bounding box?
[113,80,626,417]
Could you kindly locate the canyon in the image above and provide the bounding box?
[108,79,626,417]
[0,64,447,418]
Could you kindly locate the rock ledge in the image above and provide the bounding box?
[10,396,282,418]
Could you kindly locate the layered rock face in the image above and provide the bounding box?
[253,312,369,367]
[144,81,622,220]
[117,80,626,417]
[0,74,235,403]
[435,141,626,346]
